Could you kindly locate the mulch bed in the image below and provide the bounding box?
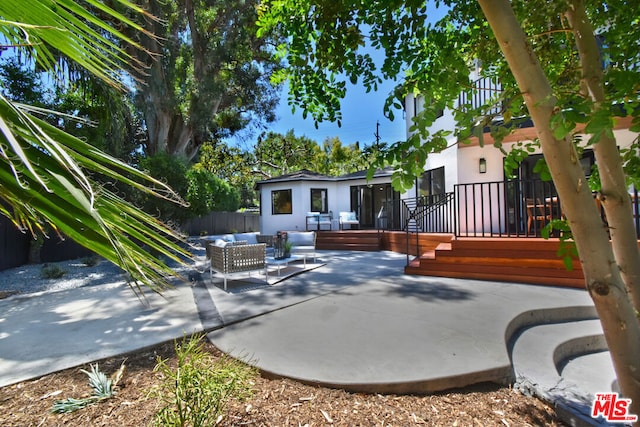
[0,338,566,426]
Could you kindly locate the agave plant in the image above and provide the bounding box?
[0,0,191,295]
[82,363,115,399]
[51,362,125,413]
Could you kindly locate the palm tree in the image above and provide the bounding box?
[0,0,191,296]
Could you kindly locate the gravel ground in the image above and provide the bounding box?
[0,258,128,298]
[0,243,206,299]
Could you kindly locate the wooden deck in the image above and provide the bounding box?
[316,230,590,289]
[404,236,586,289]
[315,230,381,251]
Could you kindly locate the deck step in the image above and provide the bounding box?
[404,236,587,289]
[315,231,381,251]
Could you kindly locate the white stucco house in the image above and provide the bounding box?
[401,72,639,238]
[256,67,638,239]
[256,168,400,235]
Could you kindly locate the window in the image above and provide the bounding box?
[310,188,328,213]
[579,150,595,177]
[415,95,444,119]
[419,167,445,198]
[272,189,292,215]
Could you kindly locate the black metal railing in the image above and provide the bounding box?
[631,187,639,238]
[456,180,560,237]
[377,194,455,233]
[458,77,504,117]
[400,193,456,234]
[384,180,639,239]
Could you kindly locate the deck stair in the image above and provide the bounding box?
[315,230,381,251]
[405,237,586,288]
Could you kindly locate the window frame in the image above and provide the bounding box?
[419,167,445,197]
[271,189,292,215]
[310,188,329,214]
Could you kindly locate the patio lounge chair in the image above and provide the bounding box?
[306,212,332,231]
[339,211,359,230]
[207,241,267,290]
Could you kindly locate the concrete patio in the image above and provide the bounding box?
[0,250,617,426]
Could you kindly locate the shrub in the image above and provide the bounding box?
[80,254,100,267]
[136,153,190,223]
[185,167,240,216]
[40,264,66,279]
[150,334,255,427]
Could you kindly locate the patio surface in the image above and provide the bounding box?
[0,250,617,426]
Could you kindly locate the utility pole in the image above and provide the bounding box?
[375,120,380,149]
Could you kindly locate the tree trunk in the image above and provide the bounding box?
[478,0,640,419]
[565,0,640,311]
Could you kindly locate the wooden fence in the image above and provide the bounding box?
[0,214,94,271]
[182,211,260,236]
[0,210,260,271]
[0,215,30,271]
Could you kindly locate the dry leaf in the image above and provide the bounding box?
[40,390,62,400]
[321,409,333,423]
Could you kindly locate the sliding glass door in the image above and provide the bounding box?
[350,184,399,229]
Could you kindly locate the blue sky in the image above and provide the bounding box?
[229,77,407,151]
[268,79,407,148]
[230,2,450,151]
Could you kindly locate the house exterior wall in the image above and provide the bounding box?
[406,67,500,190]
[258,175,395,235]
[259,180,335,235]
[405,89,638,236]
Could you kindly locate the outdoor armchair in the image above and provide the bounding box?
[207,241,267,290]
[339,211,360,230]
[286,231,316,265]
[525,198,552,235]
[306,212,332,231]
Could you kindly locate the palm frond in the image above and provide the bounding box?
[0,0,155,89]
[0,0,193,295]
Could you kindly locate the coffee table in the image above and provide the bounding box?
[265,255,302,276]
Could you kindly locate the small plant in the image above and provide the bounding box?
[51,362,125,413]
[40,264,66,279]
[80,254,100,267]
[149,334,255,427]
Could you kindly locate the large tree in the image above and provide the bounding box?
[122,0,281,160]
[253,130,323,177]
[194,141,257,208]
[258,0,640,416]
[0,0,190,296]
[316,137,373,176]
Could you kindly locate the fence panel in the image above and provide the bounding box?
[2,210,261,271]
[40,237,93,263]
[0,215,30,271]
[183,211,260,236]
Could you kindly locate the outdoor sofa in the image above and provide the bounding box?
[202,232,272,246]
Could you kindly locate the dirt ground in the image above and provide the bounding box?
[0,338,566,427]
